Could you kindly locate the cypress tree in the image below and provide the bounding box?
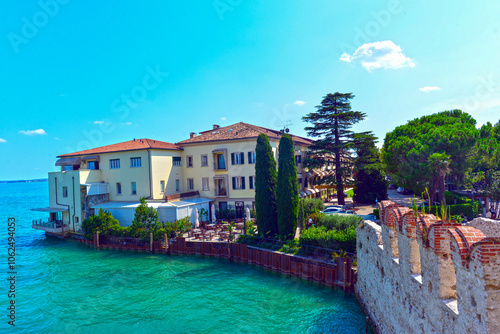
[277,134,299,239]
[255,134,278,237]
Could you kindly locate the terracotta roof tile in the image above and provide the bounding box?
[177,122,312,146]
[58,138,181,157]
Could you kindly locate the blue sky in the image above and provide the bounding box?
[1,1,500,180]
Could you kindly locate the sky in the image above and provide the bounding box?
[1,1,500,180]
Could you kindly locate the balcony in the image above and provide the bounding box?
[32,219,70,234]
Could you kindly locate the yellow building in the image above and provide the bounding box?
[32,122,335,235]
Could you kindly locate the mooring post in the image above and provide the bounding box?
[164,233,168,253]
[343,260,348,295]
[150,232,153,253]
[96,231,99,249]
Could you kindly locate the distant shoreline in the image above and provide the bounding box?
[0,179,47,184]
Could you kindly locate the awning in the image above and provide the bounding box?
[299,192,306,198]
[81,155,100,162]
[31,207,68,212]
[297,174,303,178]
[55,157,81,166]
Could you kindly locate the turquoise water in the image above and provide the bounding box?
[0,182,372,333]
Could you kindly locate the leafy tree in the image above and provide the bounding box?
[352,133,388,204]
[277,134,299,238]
[255,134,278,237]
[82,208,120,240]
[130,197,163,239]
[382,110,479,201]
[303,198,325,216]
[302,92,368,205]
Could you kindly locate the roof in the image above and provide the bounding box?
[58,139,181,157]
[176,122,312,146]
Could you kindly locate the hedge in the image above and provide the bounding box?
[300,226,357,253]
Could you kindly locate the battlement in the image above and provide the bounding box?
[356,200,500,333]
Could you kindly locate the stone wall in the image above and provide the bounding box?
[356,200,500,334]
[84,193,109,219]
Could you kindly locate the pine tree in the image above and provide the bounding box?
[255,134,278,237]
[277,134,299,239]
[302,92,368,205]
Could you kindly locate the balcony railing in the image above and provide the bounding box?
[32,219,70,233]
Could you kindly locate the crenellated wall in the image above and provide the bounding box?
[356,200,500,334]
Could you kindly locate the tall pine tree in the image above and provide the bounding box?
[302,92,368,205]
[277,134,299,239]
[255,134,278,237]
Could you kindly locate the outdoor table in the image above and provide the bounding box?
[204,230,215,240]
[206,224,216,230]
[222,224,229,231]
[236,223,244,230]
[219,231,229,241]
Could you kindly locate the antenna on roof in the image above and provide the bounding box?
[281,120,292,135]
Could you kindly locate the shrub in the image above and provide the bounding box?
[373,209,379,219]
[303,198,325,216]
[216,209,237,221]
[318,214,362,231]
[300,226,357,253]
[82,208,120,240]
[429,202,483,220]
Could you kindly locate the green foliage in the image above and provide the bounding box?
[277,134,299,239]
[199,208,209,221]
[303,198,325,216]
[302,92,369,205]
[317,214,362,231]
[382,110,479,196]
[445,191,469,205]
[298,199,305,229]
[82,208,121,240]
[352,133,388,204]
[300,226,357,253]
[373,209,379,219]
[164,217,192,238]
[216,209,237,221]
[428,203,482,220]
[278,238,300,254]
[130,197,163,240]
[255,134,278,237]
[245,220,257,236]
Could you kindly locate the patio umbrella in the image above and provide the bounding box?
[246,207,251,221]
[211,204,217,223]
[194,208,199,229]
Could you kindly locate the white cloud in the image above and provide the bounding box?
[340,40,415,72]
[0,138,6,143]
[294,101,306,106]
[54,137,60,140]
[121,122,132,125]
[19,129,47,136]
[419,86,441,93]
[220,117,227,121]
[94,120,105,124]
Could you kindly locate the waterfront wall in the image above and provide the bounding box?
[356,200,500,334]
[76,237,354,290]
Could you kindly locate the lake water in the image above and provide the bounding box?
[0,182,372,333]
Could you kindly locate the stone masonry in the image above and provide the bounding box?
[355,200,500,333]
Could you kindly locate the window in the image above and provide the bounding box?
[187,156,193,167]
[248,151,256,164]
[215,177,227,196]
[110,159,120,169]
[130,157,141,168]
[295,155,302,165]
[173,157,182,166]
[160,180,165,193]
[62,186,68,198]
[116,183,122,195]
[231,152,245,165]
[187,178,194,191]
[131,182,137,195]
[202,177,209,191]
[88,161,99,170]
[214,152,226,170]
[175,179,180,192]
[75,217,79,223]
[249,176,255,189]
[232,176,245,190]
[64,165,74,171]
[201,155,208,167]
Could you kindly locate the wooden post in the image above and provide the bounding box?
[150,232,153,253]
[164,233,168,253]
[96,231,100,249]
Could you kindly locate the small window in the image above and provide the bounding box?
[173,157,181,166]
[214,152,226,170]
[187,178,194,191]
[116,183,122,195]
[62,186,68,198]
[130,157,141,168]
[231,152,245,165]
[295,155,302,165]
[201,155,208,167]
[248,151,256,164]
[175,179,180,192]
[75,216,79,223]
[187,156,193,168]
[160,180,165,193]
[202,177,209,191]
[232,176,245,190]
[110,159,120,169]
[249,176,255,189]
[88,161,99,170]
[131,182,137,195]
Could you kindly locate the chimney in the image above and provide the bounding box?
[213,124,220,130]
[133,138,135,142]
[190,132,197,139]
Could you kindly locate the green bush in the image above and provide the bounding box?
[303,198,325,216]
[428,202,482,220]
[444,191,469,205]
[318,214,362,231]
[216,209,237,221]
[373,209,379,219]
[82,208,121,240]
[300,226,357,253]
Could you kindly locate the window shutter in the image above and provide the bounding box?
[248,152,252,163]
[231,153,235,165]
[240,152,245,164]
[242,177,245,189]
[249,176,253,189]
[232,177,236,189]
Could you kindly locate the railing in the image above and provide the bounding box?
[32,219,69,232]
